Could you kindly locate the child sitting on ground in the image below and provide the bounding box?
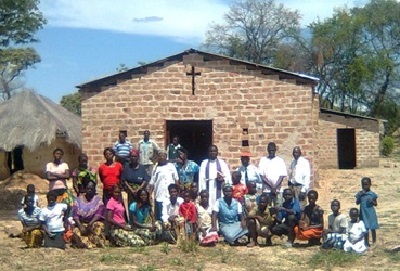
[196,190,219,246]
[39,190,68,249]
[232,171,248,204]
[343,208,367,254]
[162,184,184,243]
[356,177,378,247]
[294,190,324,246]
[322,199,347,249]
[179,190,197,240]
[21,184,40,208]
[247,193,274,247]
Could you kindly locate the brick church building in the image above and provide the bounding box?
[78,49,382,186]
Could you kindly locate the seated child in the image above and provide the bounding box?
[18,194,43,248]
[162,184,184,242]
[343,208,367,254]
[247,193,274,247]
[196,190,219,246]
[21,184,40,208]
[179,190,197,240]
[322,199,348,249]
[232,171,248,204]
[39,190,68,249]
[294,190,324,245]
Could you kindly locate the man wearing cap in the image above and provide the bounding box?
[258,142,288,206]
[199,145,232,209]
[236,151,263,193]
[288,146,310,208]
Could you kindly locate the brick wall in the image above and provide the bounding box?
[318,113,380,168]
[80,53,318,183]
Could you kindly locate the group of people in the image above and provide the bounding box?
[16,130,379,254]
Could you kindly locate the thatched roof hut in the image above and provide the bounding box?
[0,90,81,151]
[0,90,81,179]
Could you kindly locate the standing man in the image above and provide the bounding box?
[199,145,231,209]
[113,131,132,166]
[166,135,182,163]
[149,151,179,221]
[258,142,287,206]
[138,130,160,176]
[288,146,311,209]
[236,151,262,193]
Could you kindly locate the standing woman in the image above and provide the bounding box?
[99,147,123,205]
[45,148,75,221]
[120,149,150,205]
[72,153,97,196]
[71,181,106,248]
[211,184,248,245]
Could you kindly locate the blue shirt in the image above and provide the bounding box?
[113,140,132,158]
[176,160,199,184]
[278,198,301,221]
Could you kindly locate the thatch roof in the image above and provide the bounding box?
[0,90,81,152]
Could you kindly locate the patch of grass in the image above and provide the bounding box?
[219,247,233,263]
[195,262,205,271]
[169,257,184,266]
[387,252,400,262]
[130,246,146,254]
[308,250,359,269]
[178,239,198,254]
[161,242,170,254]
[137,264,156,271]
[100,254,124,263]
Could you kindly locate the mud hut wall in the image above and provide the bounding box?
[81,53,317,178]
[318,113,379,169]
[0,138,80,180]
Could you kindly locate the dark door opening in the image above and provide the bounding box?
[337,129,356,169]
[7,145,24,175]
[166,120,212,166]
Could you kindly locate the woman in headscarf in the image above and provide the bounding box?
[71,181,106,248]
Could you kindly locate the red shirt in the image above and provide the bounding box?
[179,201,197,223]
[99,162,122,191]
[233,183,248,203]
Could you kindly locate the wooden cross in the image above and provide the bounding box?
[185,66,201,95]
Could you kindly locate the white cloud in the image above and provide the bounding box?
[39,0,229,42]
[39,0,374,41]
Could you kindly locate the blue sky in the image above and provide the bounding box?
[23,0,369,103]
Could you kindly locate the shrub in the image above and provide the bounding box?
[382,136,395,156]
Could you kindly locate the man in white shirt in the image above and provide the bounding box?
[258,142,287,206]
[149,151,179,221]
[236,151,262,192]
[288,146,311,208]
[199,145,232,209]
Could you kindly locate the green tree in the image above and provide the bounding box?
[0,0,47,100]
[60,92,81,116]
[203,0,301,64]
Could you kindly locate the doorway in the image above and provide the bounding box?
[337,128,356,169]
[7,145,24,175]
[165,120,213,165]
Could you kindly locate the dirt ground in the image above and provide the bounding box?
[1,157,400,271]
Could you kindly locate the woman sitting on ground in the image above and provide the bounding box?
[71,181,106,248]
[211,184,248,245]
[18,194,43,248]
[106,184,146,247]
[129,188,159,245]
[294,190,324,245]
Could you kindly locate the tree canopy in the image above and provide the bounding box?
[60,92,81,116]
[0,0,47,100]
